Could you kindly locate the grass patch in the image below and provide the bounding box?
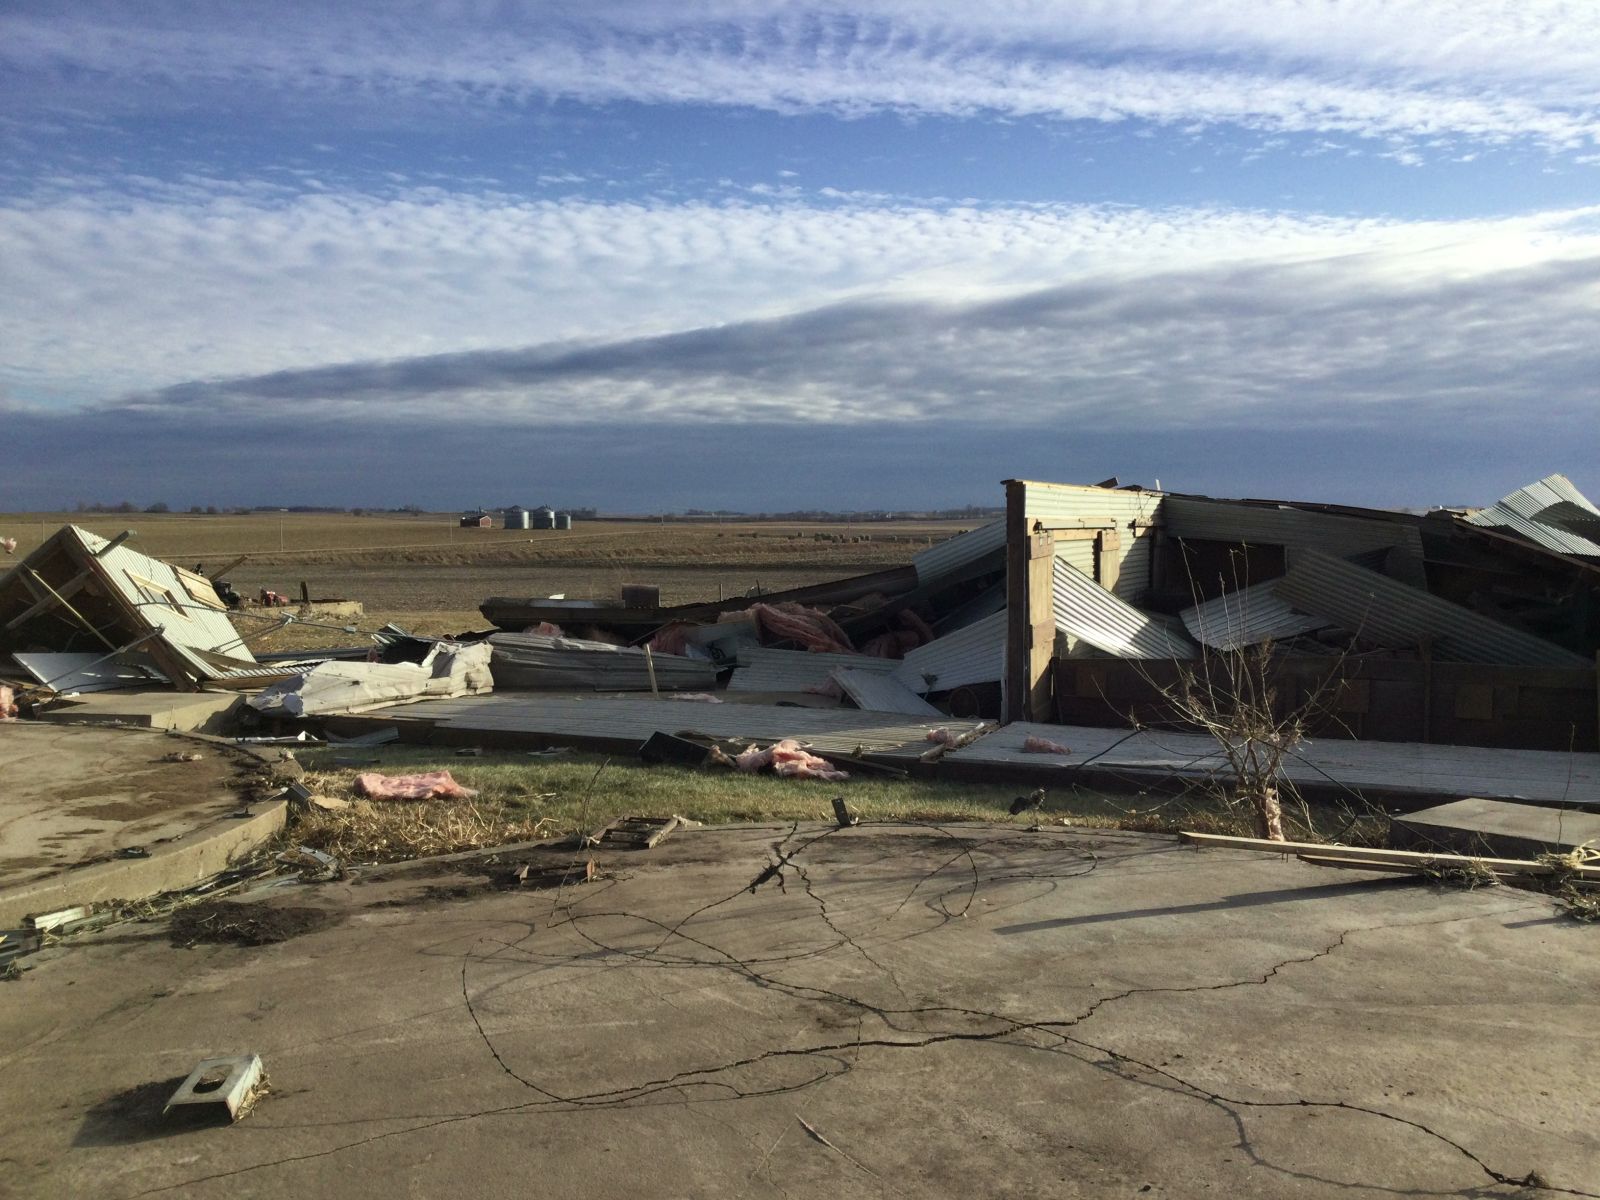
[284,746,1376,865]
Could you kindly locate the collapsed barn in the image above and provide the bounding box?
[5,474,1600,777]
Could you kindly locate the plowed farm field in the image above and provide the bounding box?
[0,511,983,649]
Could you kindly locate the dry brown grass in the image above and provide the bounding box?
[291,792,559,863]
[279,748,1367,866]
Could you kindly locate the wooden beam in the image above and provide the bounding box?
[207,555,249,582]
[1003,479,1029,724]
[1181,831,1600,880]
[1024,530,1055,721]
[1004,502,1057,725]
[2,567,96,631]
[93,530,135,557]
[1095,528,1122,592]
[24,568,117,651]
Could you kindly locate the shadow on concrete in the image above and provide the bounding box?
[74,1075,231,1146]
[993,877,1406,935]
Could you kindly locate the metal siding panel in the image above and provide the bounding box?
[1180,580,1330,650]
[894,611,1006,693]
[1163,498,1428,586]
[1023,484,1162,530]
[1051,561,1197,660]
[913,520,1005,584]
[728,648,896,693]
[13,652,167,692]
[1115,532,1154,599]
[1465,474,1600,557]
[1054,539,1095,577]
[1540,501,1600,542]
[488,632,714,691]
[830,667,943,716]
[73,527,256,668]
[1274,549,1587,667]
[1023,484,1163,600]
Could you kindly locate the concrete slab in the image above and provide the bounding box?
[0,724,285,924]
[1391,797,1600,860]
[325,692,986,756]
[37,689,244,733]
[938,720,1600,809]
[1,825,1594,1198]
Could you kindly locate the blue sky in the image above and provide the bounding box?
[3,1,1598,512]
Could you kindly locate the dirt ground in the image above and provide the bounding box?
[0,512,967,571]
[228,562,866,614]
[0,510,967,642]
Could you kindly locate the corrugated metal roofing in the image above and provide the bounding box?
[831,667,943,716]
[894,611,1006,694]
[1541,500,1600,542]
[1274,549,1587,667]
[1179,580,1330,650]
[1052,560,1198,660]
[13,652,167,692]
[488,632,715,691]
[73,527,258,671]
[728,648,897,693]
[913,520,1005,585]
[1465,474,1600,558]
[340,693,987,756]
[1054,538,1096,579]
[1020,482,1163,601]
[1163,497,1428,587]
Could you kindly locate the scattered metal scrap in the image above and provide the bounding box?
[165,1054,267,1122]
[585,815,684,849]
[0,526,297,692]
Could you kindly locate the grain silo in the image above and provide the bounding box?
[555,511,573,531]
[532,506,556,530]
[504,506,530,530]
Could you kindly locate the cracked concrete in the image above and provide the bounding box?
[1,824,1596,1198]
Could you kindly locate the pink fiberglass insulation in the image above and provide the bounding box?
[862,629,922,658]
[1021,735,1072,755]
[733,738,850,782]
[748,603,855,655]
[354,770,479,800]
[648,622,693,655]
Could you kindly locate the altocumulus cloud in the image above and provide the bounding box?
[4,1,1599,150]
[4,185,1596,406]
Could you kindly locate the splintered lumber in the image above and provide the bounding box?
[207,555,250,582]
[586,815,682,849]
[1178,831,1600,881]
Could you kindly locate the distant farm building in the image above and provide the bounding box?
[460,511,492,528]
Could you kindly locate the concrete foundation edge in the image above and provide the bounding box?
[0,799,288,927]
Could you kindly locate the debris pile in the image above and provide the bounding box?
[5,472,1600,754]
[0,526,305,694]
